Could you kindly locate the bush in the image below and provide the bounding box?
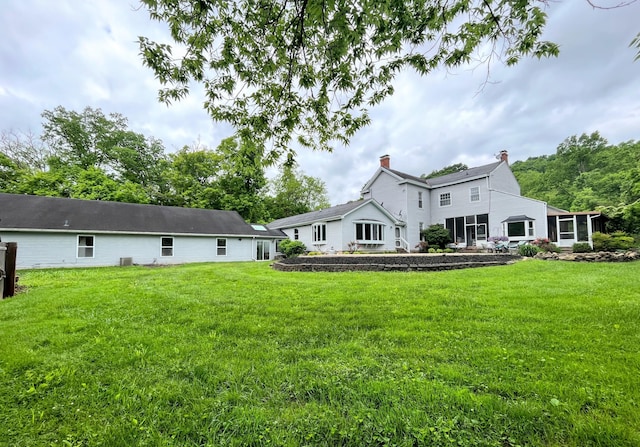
[592,231,635,251]
[279,239,306,258]
[572,242,592,253]
[421,224,451,249]
[531,237,561,253]
[415,241,429,253]
[518,244,540,257]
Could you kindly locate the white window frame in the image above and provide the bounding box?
[77,235,95,258]
[355,221,385,244]
[470,186,480,202]
[418,191,423,209]
[293,229,299,240]
[439,192,451,207]
[506,220,535,239]
[161,236,174,257]
[312,223,327,243]
[217,238,227,256]
[559,218,575,240]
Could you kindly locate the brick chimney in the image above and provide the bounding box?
[380,154,390,169]
[499,150,509,164]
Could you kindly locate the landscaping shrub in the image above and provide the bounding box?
[279,239,306,257]
[572,242,592,253]
[592,231,635,251]
[518,244,540,257]
[531,237,561,253]
[420,224,451,249]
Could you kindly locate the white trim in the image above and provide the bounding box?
[160,236,174,257]
[77,234,95,258]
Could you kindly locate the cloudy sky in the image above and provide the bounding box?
[1,1,639,205]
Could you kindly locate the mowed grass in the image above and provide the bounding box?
[0,260,639,446]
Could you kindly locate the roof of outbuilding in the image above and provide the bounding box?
[0,193,282,237]
[267,200,371,229]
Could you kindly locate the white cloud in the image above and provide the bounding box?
[1,0,639,205]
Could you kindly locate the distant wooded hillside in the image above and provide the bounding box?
[510,132,640,234]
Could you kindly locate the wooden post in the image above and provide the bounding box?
[2,242,17,298]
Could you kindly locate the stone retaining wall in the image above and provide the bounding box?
[535,250,639,262]
[272,253,521,272]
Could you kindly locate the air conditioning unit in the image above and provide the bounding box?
[119,257,133,266]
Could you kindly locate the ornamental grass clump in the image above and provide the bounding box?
[518,244,540,257]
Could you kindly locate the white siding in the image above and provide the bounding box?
[489,163,520,194]
[429,179,490,225]
[488,192,548,240]
[404,184,431,249]
[341,203,397,252]
[362,171,406,221]
[0,231,261,269]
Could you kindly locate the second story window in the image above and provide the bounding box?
[439,192,451,207]
[418,191,423,208]
[294,229,299,240]
[470,186,480,202]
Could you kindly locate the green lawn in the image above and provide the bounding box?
[1,260,639,446]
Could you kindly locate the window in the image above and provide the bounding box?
[507,222,526,237]
[77,235,94,258]
[577,215,588,241]
[355,222,384,243]
[217,238,227,256]
[559,218,575,240]
[312,223,326,243]
[293,229,299,240]
[439,192,451,207]
[470,186,480,202]
[528,221,535,237]
[418,191,423,208]
[477,224,487,240]
[161,236,173,256]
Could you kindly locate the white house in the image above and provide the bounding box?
[0,193,286,269]
[267,199,404,252]
[269,152,604,252]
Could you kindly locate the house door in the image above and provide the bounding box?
[256,240,270,261]
[465,226,476,247]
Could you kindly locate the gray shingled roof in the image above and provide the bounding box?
[0,193,282,237]
[387,169,428,185]
[423,161,502,186]
[267,200,367,229]
[386,161,502,188]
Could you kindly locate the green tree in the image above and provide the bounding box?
[139,0,560,161]
[422,163,468,179]
[162,137,269,221]
[266,164,330,220]
[216,137,268,222]
[0,152,23,192]
[164,145,224,208]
